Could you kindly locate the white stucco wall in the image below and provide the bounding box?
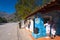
[21,20,25,28]
[30,19,34,32]
[25,20,29,30]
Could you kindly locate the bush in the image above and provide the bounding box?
[0,17,7,23]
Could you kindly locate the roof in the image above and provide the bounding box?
[25,0,60,19]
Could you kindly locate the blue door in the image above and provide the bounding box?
[32,14,46,38]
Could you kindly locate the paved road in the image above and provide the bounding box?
[0,23,32,40]
[0,23,19,40]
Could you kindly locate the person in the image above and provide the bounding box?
[19,22,21,29]
[25,20,30,30]
[51,23,56,39]
[44,21,51,38]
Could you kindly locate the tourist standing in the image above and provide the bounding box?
[44,21,51,38]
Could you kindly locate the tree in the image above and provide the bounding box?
[15,0,37,20]
[15,0,51,20]
[0,17,7,23]
[0,17,3,23]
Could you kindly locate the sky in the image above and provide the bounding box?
[0,0,17,14]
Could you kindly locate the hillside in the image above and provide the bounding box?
[0,12,17,22]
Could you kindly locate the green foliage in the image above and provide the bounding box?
[15,0,37,19]
[0,17,3,23]
[15,0,51,20]
[0,17,7,23]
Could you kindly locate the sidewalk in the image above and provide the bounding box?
[28,30,60,40]
[18,29,33,40]
[18,28,60,40]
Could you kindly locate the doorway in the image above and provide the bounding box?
[43,16,52,23]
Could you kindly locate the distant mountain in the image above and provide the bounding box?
[0,12,17,22]
[0,12,9,18]
[0,12,10,20]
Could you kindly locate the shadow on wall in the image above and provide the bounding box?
[55,18,60,36]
